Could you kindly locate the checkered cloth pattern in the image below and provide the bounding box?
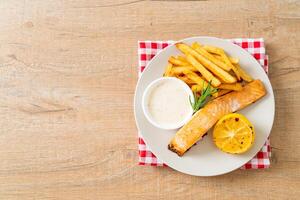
[137,38,271,169]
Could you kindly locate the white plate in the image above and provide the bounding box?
[134,36,275,176]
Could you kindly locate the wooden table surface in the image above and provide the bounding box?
[0,0,299,199]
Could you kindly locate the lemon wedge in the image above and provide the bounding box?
[213,113,255,154]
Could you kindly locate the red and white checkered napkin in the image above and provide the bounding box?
[137,38,271,169]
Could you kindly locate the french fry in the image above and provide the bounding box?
[202,45,239,64]
[172,66,198,74]
[192,43,232,71]
[169,56,189,66]
[163,62,173,77]
[202,45,224,55]
[189,77,219,97]
[177,75,195,86]
[176,43,199,56]
[191,42,201,49]
[213,89,232,98]
[182,69,210,89]
[188,46,237,83]
[191,85,202,93]
[176,43,222,86]
[203,44,249,81]
[185,53,221,87]
[202,45,241,80]
[219,51,241,81]
[213,55,239,64]
[218,83,243,91]
[176,43,236,84]
[229,57,239,64]
[177,55,188,63]
[235,64,253,82]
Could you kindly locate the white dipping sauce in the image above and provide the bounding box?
[147,79,192,127]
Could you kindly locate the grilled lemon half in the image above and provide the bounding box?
[213,113,255,154]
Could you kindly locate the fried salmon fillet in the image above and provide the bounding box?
[168,80,266,156]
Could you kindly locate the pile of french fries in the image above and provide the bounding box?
[163,42,253,98]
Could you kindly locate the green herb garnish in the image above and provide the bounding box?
[189,81,218,113]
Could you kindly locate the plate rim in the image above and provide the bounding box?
[134,36,275,176]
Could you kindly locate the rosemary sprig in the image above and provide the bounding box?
[189,81,218,113]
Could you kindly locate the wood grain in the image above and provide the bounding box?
[0,0,299,199]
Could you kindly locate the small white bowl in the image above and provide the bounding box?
[142,77,194,130]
